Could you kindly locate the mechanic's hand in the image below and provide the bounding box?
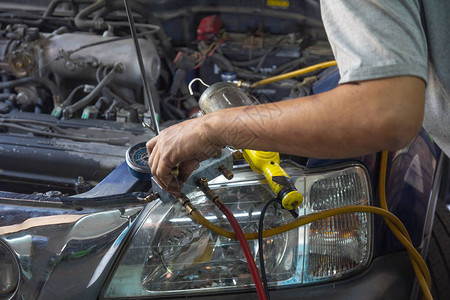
[146,115,223,196]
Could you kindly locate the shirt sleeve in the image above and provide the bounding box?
[320,0,428,84]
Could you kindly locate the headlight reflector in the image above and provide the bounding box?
[104,163,372,298]
[0,239,19,295]
[306,170,372,281]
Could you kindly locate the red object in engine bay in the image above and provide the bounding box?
[197,15,222,41]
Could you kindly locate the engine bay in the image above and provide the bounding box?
[0,0,334,195]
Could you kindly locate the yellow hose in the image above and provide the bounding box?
[250,60,337,88]
[191,209,236,239]
[379,151,432,299]
[184,150,432,299]
[189,202,431,297]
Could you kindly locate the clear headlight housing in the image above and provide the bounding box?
[0,239,19,296]
[104,162,372,298]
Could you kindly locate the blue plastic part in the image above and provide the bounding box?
[127,165,152,181]
[221,72,237,82]
[74,162,149,198]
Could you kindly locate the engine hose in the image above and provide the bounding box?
[210,53,234,73]
[61,85,85,107]
[0,121,128,145]
[220,204,267,300]
[97,0,174,58]
[250,60,337,88]
[269,57,305,76]
[0,76,62,107]
[74,0,107,30]
[0,0,65,26]
[0,117,81,135]
[63,63,121,117]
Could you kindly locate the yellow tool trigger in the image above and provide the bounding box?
[242,149,303,210]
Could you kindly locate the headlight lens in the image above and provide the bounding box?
[104,163,372,298]
[0,239,19,295]
[306,171,372,281]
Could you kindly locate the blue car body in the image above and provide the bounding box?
[0,1,446,299]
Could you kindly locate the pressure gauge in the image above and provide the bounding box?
[126,142,152,180]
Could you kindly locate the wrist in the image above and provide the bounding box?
[203,107,258,150]
[202,110,227,148]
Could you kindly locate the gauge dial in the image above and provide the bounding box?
[126,142,152,180]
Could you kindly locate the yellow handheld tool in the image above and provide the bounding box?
[198,81,303,210]
[243,150,303,210]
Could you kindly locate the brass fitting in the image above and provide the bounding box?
[197,178,224,208]
[177,193,195,214]
[232,151,244,161]
[218,165,234,180]
[199,177,209,189]
[138,192,159,203]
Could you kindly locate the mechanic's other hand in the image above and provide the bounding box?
[146,115,223,196]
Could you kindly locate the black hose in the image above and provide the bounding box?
[230,55,271,67]
[103,87,135,106]
[258,198,279,300]
[0,0,66,26]
[0,76,62,107]
[0,122,128,145]
[94,65,134,106]
[63,64,121,117]
[170,69,187,96]
[1,77,43,92]
[162,97,185,119]
[210,53,234,72]
[160,102,176,120]
[0,117,82,136]
[62,85,85,107]
[269,57,305,76]
[207,52,264,80]
[97,0,174,58]
[234,67,264,81]
[74,0,107,30]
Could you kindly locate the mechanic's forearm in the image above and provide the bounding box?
[205,76,425,159]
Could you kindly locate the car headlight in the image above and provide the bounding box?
[0,239,19,296]
[104,162,372,298]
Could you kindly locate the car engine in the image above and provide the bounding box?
[0,0,334,195]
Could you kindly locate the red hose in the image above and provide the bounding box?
[220,204,268,300]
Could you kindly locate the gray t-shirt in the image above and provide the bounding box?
[320,0,450,156]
